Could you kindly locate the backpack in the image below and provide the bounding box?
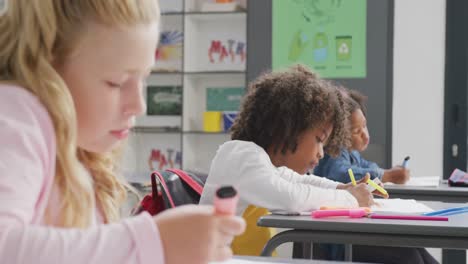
[133,169,206,216]
[448,168,468,187]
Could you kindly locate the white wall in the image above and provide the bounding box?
[393,0,446,177]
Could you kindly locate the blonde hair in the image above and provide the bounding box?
[0,1,160,227]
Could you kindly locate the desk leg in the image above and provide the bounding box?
[442,249,466,264]
[261,230,308,257]
[344,244,353,262]
[292,242,312,259]
[303,242,312,259]
[292,242,303,258]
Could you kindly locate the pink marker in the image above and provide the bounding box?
[312,209,367,218]
[214,186,239,215]
[312,209,449,221]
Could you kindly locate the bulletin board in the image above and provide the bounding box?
[247,0,394,167]
[272,0,367,78]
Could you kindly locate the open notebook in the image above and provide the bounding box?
[371,198,433,213]
[384,176,440,187]
[272,198,434,216]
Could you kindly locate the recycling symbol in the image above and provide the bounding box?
[339,43,349,54]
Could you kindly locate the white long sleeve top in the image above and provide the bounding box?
[200,140,358,216]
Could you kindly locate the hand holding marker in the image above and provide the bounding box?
[349,168,388,198]
[214,186,239,215]
[366,176,388,197]
[214,186,239,246]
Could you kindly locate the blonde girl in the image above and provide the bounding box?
[0,1,244,263]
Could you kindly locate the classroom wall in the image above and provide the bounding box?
[392,0,446,177]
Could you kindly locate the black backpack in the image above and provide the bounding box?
[134,169,206,215]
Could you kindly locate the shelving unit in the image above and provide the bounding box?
[183,73,245,132]
[125,0,248,182]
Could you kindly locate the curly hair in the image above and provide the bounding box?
[343,86,368,116]
[231,65,351,157]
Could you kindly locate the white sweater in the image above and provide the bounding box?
[200,140,358,216]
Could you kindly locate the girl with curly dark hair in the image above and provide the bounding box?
[314,87,437,264]
[200,65,373,256]
[315,87,410,184]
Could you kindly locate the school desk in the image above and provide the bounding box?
[386,182,468,263]
[385,181,468,203]
[258,201,468,264]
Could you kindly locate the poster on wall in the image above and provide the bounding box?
[272,0,367,78]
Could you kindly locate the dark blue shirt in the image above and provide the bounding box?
[314,149,384,183]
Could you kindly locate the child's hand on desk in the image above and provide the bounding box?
[154,205,246,264]
[372,186,389,199]
[337,175,375,206]
[338,175,389,199]
[382,166,410,184]
[338,174,374,206]
[347,183,374,207]
[337,173,371,190]
[366,173,390,199]
[347,174,374,207]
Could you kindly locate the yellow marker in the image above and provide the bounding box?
[348,168,357,186]
[367,178,388,196]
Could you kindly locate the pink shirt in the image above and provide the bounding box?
[0,84,164,263]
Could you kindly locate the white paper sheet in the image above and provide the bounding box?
[384,176,440,187]
[272,199,434,216]
[371,198,433,213]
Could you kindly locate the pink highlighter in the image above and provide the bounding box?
[312,209,368,218]
[312,209,449,221]
[214,186,239,215]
